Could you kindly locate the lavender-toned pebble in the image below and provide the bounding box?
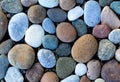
[84,1,101,27]
[5,67,24,82]
[21,0,37,7]
[37,49,56,68]
[42,18,56,34]
[95,78,105,82]
[61,75,79,82]
[8,13,28,41]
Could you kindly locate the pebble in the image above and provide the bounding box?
[59,0,76,11]
[76,0,84,4]
[37,49,56,68]
[0,54,9,79]
[5,67,24,82]
[0,39,14,54]
[92,24,111,38]
[8,44,35,69]
[68,6,84,21]
[101,60,120,82]
[71,34,98,63]
[42,18,56,34]
[41,72,59,82]
[28,5,46,23]
[84,1,101,27]
[25,24,45,48]
[80,76,91,82]
[42,35,58,50]
[101,6,120,29]
[56,57,76,79]
[99,0,113,7]
[72,19,87,37]
[8,13,28,41]
[61,75,79,82]
[2,0,23,13]
[26,63,44,82]
[110,1,120,15]
[55,43,71,57]
[56,22,77,42]
[108,29,120,44]
[94,78,105,82]
[98,39,116,61]
[38,0,58,8]
[21,0,37,7]
[87,60,101,80]
[115,48,120,62]
[47,8,67,22]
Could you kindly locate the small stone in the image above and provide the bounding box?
[115,48,120,62]
[99,0,113,7]
[55,43,71,57]
[56,57,76,79]
[8,44,35,69]
[2,0,23,13]
[42,18,56,34]
[26,63,44,82]
[8,13,28,41]
[98,39,116,61]
[47,8,67,22]
[75,63,87,76]
[68,6,83,21]
[0,54,9,79]
[71,34,98,63]
[87,60,101,80]
[41,72,59,82]
[72,19,87,37]
[37,49,56,68]
[95,78,105,82]
[5,67,24,82]
[38,0,58,8]
[56,22,77,42]
[21,0,37,7]
[84,1,101,27]
[92,24,111,38]
[25,24,45,48]
[76,0,84,4]
[61,75,79,82]
[80,76,91,82]
[59,0,76,11]
[28,5,46,23]
[101,6,120,29]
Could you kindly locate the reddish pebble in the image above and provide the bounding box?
[80,76,91,82]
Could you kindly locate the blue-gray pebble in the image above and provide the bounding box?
[42,18,56,34]
[42,35,58,50]
[0,54,9,79]
[76,0,84,4]
[99,0,113,7]
[72,19,87,36]
[110,1,120,15]
[84,1,101,27]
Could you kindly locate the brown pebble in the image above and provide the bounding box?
[80,76,91,82]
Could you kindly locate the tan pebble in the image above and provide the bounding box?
[80,76,91,82]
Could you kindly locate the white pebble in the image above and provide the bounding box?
[94,78,105,82]
[61,75,79,82]
[115,48,120,62]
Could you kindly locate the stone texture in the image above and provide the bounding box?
[80,76,91,82]
[21,0,37,7]
[95,78,105,82]
[115,48,120,62]
[61,75,79,82]
[99,0,113,7]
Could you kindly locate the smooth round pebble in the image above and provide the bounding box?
[42,35,58,50]
[37,49,56,68]
[41,72,59,82]
[21,0,37,7]
[95,78,105,82]
[99,0,113,7]
[42,18,56,34]
[80,76,91,82]
[8,44,35,69]
[25,24,45,48]
[75,63,87,76]
[56,22,77,42]
[72,34,98,63]
[84,1,101,27]
[56,57,76,79]
[28,5,46,23]
[61,75,79,82]
[115,48,120,62]
[68,6,83,21]
[5,67,24,82]
[47,8,67,22]
[8,13,28,41]
[76,0,84,4]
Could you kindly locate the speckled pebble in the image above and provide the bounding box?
[61,75,79,82]
[94,78,105,82]
[37,49,56,68]
[80,76,91,82]
[21,0,37,7]
[115,48,120,62]
[99,0,113,7]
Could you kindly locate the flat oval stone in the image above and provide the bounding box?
[98,39,116,61]
[47,8,67,22]
[84,1,101,27]
[2,0,23,13]
[56,57,76,79]
[25,24,45,48]
[71,34,98,63]
[28,5,46,23]
[101,6,120,29]
[56,22,77,42]
[8,44,35,69]
[61,75,79,82]
[95,78,105,82]
[99,0,113,7]
[68,6,83,21]
[21,0,37,7]
[115,48,120,62]
[80,76,91,82]
[8,13,28,41]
